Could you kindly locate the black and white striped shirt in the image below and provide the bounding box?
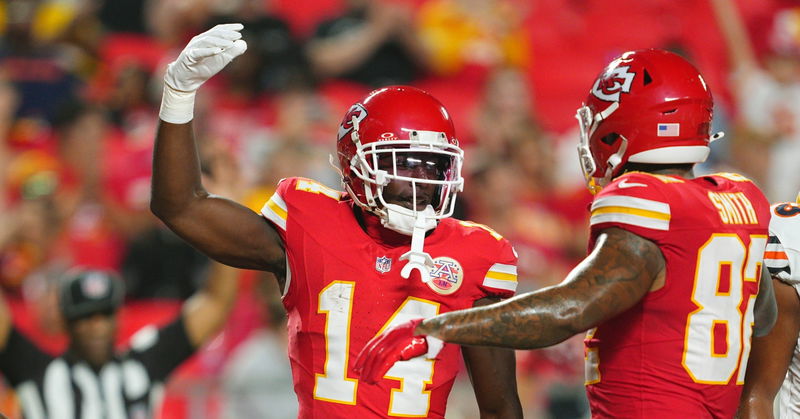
[0,318,195,419]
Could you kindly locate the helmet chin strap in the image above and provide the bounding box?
[382,204,437,283]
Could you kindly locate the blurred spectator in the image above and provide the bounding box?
[463,67,588,288]
[120,228,210,300]
[306,0,430,87]
[86,33,165,141]
[49,102,129,270]
[0,264,240,418]
[0,102,120,291]
[712,0,800,201]
[0,71,57,291]
[0,191,60,293]
[517,336,589,419]
[468,67,542,165]
[105,64,156,127]
[98,0,148,34]
[1,0,81,127]
[198,83,338,198]
[460,68,590,416]
[221,273,296,419]
[417,0,530,79]
[146,0,216,47]
[722,121,776,189]
[206,0,313,94]
[0,72,19,249]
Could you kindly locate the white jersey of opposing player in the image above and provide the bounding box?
[765,202,800,417]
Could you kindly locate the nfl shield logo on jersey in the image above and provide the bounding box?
[427,257,463,295]
[375,256,392,273]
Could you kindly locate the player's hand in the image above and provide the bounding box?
[164,23,247,92]
[353,318,444,384]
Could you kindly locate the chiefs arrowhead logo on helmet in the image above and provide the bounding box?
[591,65,636,102]
[576,49,716,194]
[337,104,368,141]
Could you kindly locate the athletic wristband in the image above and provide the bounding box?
[159,83,197,124]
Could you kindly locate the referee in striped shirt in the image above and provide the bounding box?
[0,263,239,418]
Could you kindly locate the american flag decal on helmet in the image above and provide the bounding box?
[657,123,680,137]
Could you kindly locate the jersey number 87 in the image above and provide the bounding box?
[683,234,767,384]
[585,233,767,385]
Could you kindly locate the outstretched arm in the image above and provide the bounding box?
[151,24,285,274]
[710,0,759,74]
[0,289,11,351]
[306,2,428,78]
[418,228,663,348]
[182,262,241,348]
[354,228,663,382]
[738,278,798,418]
[0,78,15,249]
[461,297,523,419]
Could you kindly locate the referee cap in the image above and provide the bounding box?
[59,269,124,322]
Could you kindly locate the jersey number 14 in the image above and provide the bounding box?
[314,281,440,416]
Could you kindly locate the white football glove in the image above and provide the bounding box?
[160,23,248,124]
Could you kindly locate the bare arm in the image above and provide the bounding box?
[710,0,759,73]
[307,2,428,78]
[151,25,286,276]
[461,297,523,419]
[753,267,778,337]
[0,77,16,248]
[0,289,10,351]
[737,279,799,419]
[710,0,764,115]
[182,262,241,347]
[307,25,391,78]
[417,228,664,348]
[152,121,285,273]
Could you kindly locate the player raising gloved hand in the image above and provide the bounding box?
[152,25,523,414]
[160,23,247,124]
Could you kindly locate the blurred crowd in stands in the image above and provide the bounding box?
[0,0,798,417]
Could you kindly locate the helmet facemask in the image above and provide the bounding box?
[576,102,624,194]
[342,117,464,235]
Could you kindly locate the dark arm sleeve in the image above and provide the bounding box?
[127,316,196,383]
[0,327,53,386]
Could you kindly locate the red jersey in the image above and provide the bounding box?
[260,177,518,418]
[584,172,770,419]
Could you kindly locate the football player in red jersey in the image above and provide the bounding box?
[151,24,522,418]
[354,49,779,418]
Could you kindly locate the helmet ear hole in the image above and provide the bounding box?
[643,69,653,85]
[601,133,620,145]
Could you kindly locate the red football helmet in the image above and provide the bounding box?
[336,86,464,227]
[576,49,716,193]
